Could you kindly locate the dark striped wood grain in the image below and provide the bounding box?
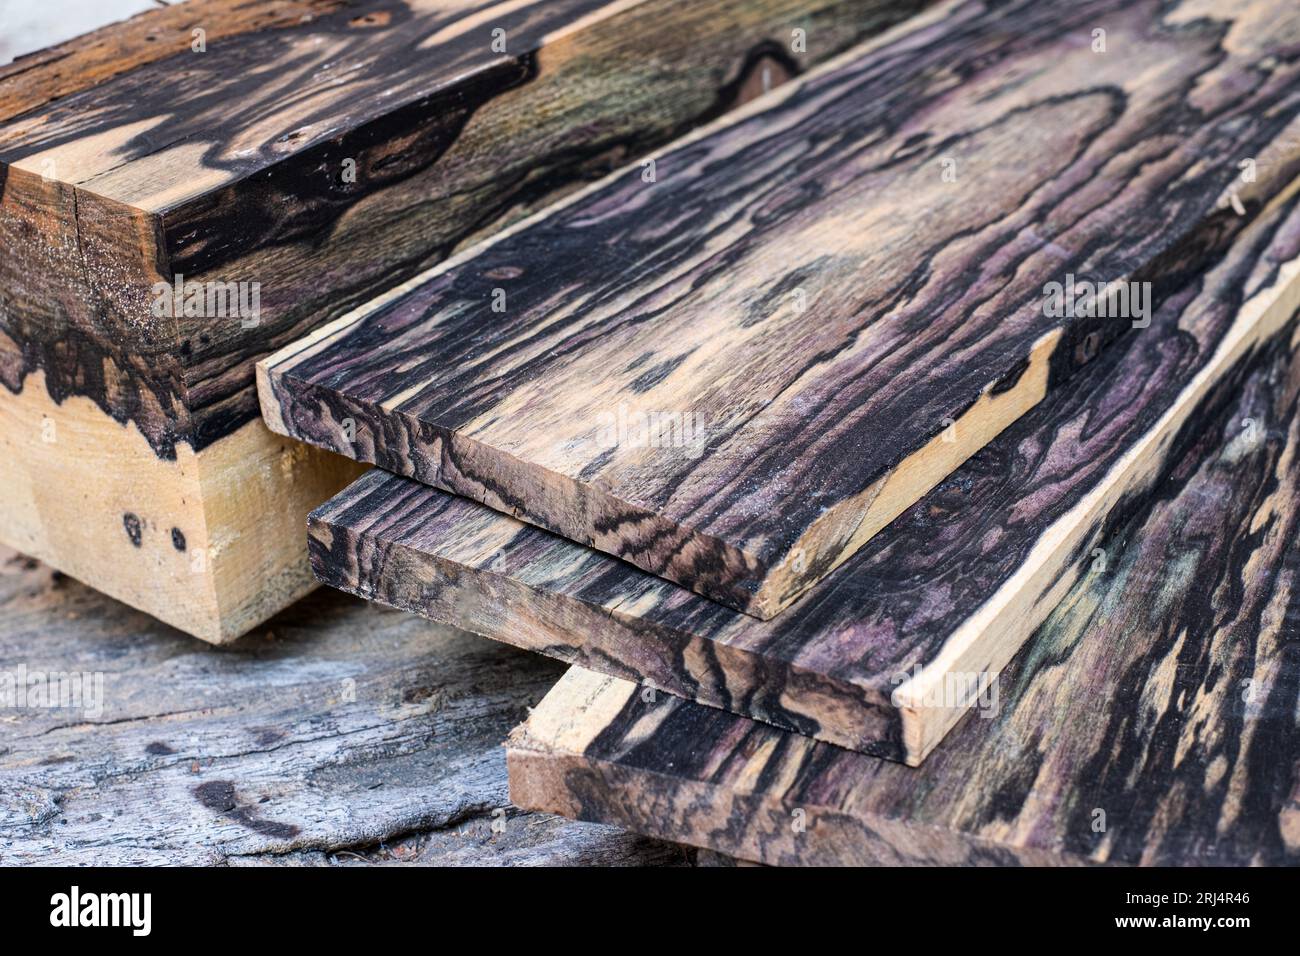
[507,322,1300,866]
[309,177,1300,764]
[2,0,910,456]
[263,0,1300,619]
[0,0,913,640]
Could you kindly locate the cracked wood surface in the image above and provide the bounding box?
[307,147,1300,764]
[508,316,1300,866]
[0,546,687,866]
[260,0,1300,620]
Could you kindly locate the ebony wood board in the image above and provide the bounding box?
[0,546,692,867]
[262,0,1300,620]
[0,0,913,640]
[507,321,1300,866]
[308,175,1300,764]
[1,0,906,454]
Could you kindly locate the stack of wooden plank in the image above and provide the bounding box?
[250,0,1300,864]
[8,0,1300,866]
[0,0,914,642]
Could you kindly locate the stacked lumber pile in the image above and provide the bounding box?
[1,0,911,641]
[8,0,1300,866]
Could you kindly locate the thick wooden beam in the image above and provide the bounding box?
[262,0,1300,619]
[0,0,919,641]
[309,176,1300,764]
[507,321,1300,865]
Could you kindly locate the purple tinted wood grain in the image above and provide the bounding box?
[309,176,1300,764]
[508,321,1300,865]
[263,0,1300,619]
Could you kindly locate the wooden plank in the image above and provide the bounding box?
[0,545,692,866]
[308,171,1300,764]
[0,0,917,641]
[260,0,1300,620]
[506,321,1300,866]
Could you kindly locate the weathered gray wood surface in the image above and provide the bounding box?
[0,546,689,866]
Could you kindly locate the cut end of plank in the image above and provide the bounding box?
[756,327,1061,617]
